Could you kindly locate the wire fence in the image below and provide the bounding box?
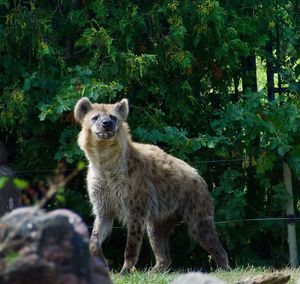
[215,216,300,225]
[15,168,77,175]
[6,158,299,230]
[12,158,248,176]
[86,216,300,230]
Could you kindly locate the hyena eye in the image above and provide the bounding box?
[109,115,117,122]
[91,115,99,122]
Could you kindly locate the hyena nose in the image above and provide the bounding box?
[102,118,113,129]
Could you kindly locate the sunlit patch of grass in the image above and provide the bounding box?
[111,267,300,284]
[111,269,180,284]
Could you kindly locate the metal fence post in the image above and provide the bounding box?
[283,161,299,267]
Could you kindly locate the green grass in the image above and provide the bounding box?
[111,270,179,284]
[111,267,300,284]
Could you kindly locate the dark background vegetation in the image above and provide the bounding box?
[0,0,299,271]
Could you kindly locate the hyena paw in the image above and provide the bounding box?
[119,265,137,276]
[119,267,129,276]
[150,261,171,273]
[89,238,108,268]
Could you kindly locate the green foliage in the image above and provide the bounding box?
[0,0,299,270]
[57,188,91,221]
[0,177,9,189]
[6,251,21,269]
[288,146,300,180]
[210,92,300,161]
[55,187,66,204]
[134,126,203,160]
[12,178,28,190]
[76,161,86,171]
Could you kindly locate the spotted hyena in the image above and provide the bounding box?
[74,97,229,274]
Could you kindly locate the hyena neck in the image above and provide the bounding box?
[80,123,131,171]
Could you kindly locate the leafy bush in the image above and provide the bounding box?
[0,0,299,269]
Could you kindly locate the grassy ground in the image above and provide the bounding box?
[111,267,300,284]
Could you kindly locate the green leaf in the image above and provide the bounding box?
[6,251,21,267]
[256,153,277,174]
[13,178,28,190]
[288,150,300,180]
[77,161,86,171]
[0,177,9,189]
[0,0,8,6]
[190,139,202,152]
[23,78,31,91]
[55,193,65,204]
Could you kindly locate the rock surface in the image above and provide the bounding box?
[171,272,290,284]
[237,273,290,284]
[171,272,227,284]
[0,207,111,284]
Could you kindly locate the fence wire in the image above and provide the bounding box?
[9,159,299,230]
[86,216,300,230]
[13,158,247,175]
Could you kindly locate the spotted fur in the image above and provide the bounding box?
[74,97,229,274]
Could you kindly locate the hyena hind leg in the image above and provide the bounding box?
[187,216,229,270]
[147,217,179,272]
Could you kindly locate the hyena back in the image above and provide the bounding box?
[74,97,229,274]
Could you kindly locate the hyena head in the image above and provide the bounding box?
[74,97,129,141]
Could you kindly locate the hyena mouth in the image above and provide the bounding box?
[96,132,115,139]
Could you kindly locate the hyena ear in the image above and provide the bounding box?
[115,98,129,121]
[74,97,92,123]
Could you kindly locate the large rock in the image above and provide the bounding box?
[171,272,227,284]
[0,207,111,284]
[170,272,290,284]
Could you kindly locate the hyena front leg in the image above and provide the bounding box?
[120,218,144,275]
[90,214,114,266]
